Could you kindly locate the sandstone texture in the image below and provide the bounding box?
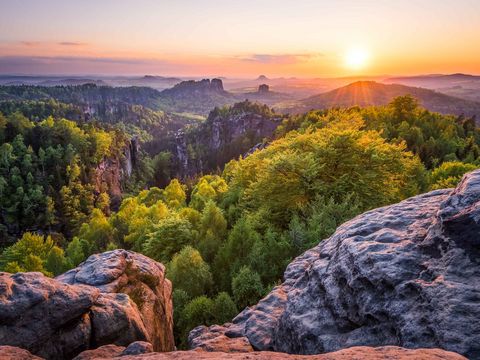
[73,342,153,360]
[190,170,480,359]
[84,346,466,360]
[0,250,173,359]
[3,345,465,360]
[58,250,174,352]
[0,345,43,360]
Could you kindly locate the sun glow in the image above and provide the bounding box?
[344,47,370,70]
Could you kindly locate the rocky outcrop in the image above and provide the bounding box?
[189,170,480,359]
[4,345,466,360]
[157,78,237,115]
[73,342,153,360]
[94,139,139,208]
[258,84,270,93]
[74,346,467,360]
[162,79,227,96]
[0,346,43,360]
[73,345,126,360]
[0,250,173,359]
[173,101,282,178]
[58,250,174,353]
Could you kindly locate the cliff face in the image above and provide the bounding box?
[93,138,138,206]
[189,170,480,359]
[172,101,282,178]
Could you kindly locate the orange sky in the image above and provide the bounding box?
[1,0,479,77]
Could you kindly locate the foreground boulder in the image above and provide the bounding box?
[0,346,43,359]
[74,346,468,359]
[72,341,153,359]
[58,250,174,352]
[0,250,174,359]
[0,345,467,360]
[189,170,480,359]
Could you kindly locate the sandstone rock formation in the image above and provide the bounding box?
[173,101,282,178]
[78,346,467,360]
[258,84,270,93]
[0,346,43,360]
[3,344,466,360]
[0,250,173,359]
[189,170,480,359]
[72,341,153,360]
[58,250,174,353]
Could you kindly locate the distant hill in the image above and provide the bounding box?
[286,81,480,119]
[384,73,480,87]
[0,80,238,117]
[156,78,238,115]
[383,74,480,102]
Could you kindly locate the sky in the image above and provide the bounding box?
[1,0,479,77]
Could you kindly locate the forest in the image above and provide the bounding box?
[0,93,479,346]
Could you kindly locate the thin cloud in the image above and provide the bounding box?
[0,55,166,65]
[20,41,41,47]
[0,55,176,74]
[58,42,87,46]
[239,53,323,64]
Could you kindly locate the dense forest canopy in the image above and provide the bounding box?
[0,91,479,347]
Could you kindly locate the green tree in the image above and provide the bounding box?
[167,246,213,298]
[45,246,68,276]
[77,208,115,253]
[212,292,238,324]
[198,201,227,263]
[429,161,478,190]
[213,217,260,291]
[231,266,264,310]
[0,232,54,274]
[179,296,214,347]
[164,179,186,208]
[190,175,228,210]
[65,237,86,267]
[143,215,193,263]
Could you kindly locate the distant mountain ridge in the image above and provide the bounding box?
[286,81,480,120]
[383,73,480,102]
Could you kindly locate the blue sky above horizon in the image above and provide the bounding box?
[1,0,479,77]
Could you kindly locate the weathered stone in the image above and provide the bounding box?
[0,272,99,359]
[72,344,125,360]
[0,250,174,359]
[58,250,174,352]
[189,170,480,359]
[121,341,153,355]
[0,345,43,360]
[99,346,466,359]
[188,326,253,352]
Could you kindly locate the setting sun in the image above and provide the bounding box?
[344,47,370,70]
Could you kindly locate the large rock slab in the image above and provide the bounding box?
[0,345,43,359]
[2,345,466,360]
[190,170,480,359]
[80,346,466,359]
[0,250,173,359]
[58,250,174,352]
